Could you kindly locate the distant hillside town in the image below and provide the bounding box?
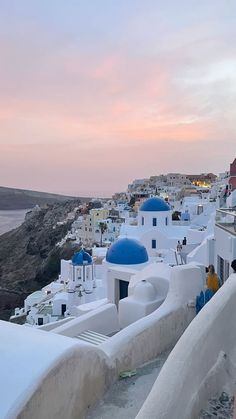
[69,162,234,249]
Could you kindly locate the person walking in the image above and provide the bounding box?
[206,265,219,293]
[176,241,182,253]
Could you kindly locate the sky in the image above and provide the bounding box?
[0,0,235,197]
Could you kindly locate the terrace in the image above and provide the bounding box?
[215,208,236,236]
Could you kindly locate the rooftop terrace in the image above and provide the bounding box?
[215,208,236,236]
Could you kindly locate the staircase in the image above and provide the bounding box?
[75,330,110,345]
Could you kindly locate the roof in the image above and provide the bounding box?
[139,197,170,212]
[72,249,92,265]
[106,238,148,265]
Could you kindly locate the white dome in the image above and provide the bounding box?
[133,280,157,302]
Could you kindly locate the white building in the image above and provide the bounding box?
[120,196,208,260]
[73,208,123,246]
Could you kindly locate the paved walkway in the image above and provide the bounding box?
[199,392,234,418]
[86,350,170,419]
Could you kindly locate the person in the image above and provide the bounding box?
[206,265,219,293]
[231,259,236,273]
[182,237,187,246]
[176,241,182,253]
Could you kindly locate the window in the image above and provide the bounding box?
[152,239,156,249]
[153,218,157,226]
[165,217,168,226]
[142,217,144,226]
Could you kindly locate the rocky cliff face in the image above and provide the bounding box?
[0,200,82,320]
[0,186,82,210]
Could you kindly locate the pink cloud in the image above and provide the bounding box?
[0,17,235,195]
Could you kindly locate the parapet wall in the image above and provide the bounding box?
[15,346,113,419]
[52,303,119,337]
[101,264,203,373]
[1,264,204,419]
[136,273,236,419]
[37,316,75,331]
[0,321,113,419]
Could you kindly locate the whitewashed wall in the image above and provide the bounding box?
[214,225,236,266]
[100,265,203,373]
[0,321,113,419]
[0,265,205,419]
[136,273,236,419]
[52,303,119,337]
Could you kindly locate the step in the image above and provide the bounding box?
[75,330,110,345]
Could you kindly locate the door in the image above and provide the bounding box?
[119,280,128,300]
[61,304,67,316]
[38,317,44,326]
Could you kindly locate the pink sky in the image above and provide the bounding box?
[0,1,235,197]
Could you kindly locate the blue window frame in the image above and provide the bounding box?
[152,239,156,249]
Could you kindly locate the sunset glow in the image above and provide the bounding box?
[0,0,235,196]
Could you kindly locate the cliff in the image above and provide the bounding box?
[0,186,90,210]
[0,200,83,320]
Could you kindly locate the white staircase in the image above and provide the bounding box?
[75,330,110,345]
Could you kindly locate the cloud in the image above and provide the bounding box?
[0,1,235,194]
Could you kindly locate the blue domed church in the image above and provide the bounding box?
[105,237,149,304]
[118,197,172,257]
[138,197,171,228]
[106,238,148,265]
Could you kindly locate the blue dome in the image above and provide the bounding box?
[106,238,148,265]
[139,197,170,212]
[72,249,92,265]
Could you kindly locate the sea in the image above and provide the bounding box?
[0,209,29,236]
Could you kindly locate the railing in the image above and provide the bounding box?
[215,208,236,235]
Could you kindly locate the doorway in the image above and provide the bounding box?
[61,304,67,316]
[119,280,128,300]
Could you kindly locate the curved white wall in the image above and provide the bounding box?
[52,303,119,337]
[136,274,236,419]
[0,321,113,419]
[100,265,203,373]
[128,262,171,295]
[1,265,204,419]
[38,316,75,331]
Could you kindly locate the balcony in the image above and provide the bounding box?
[215,208,236,236]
